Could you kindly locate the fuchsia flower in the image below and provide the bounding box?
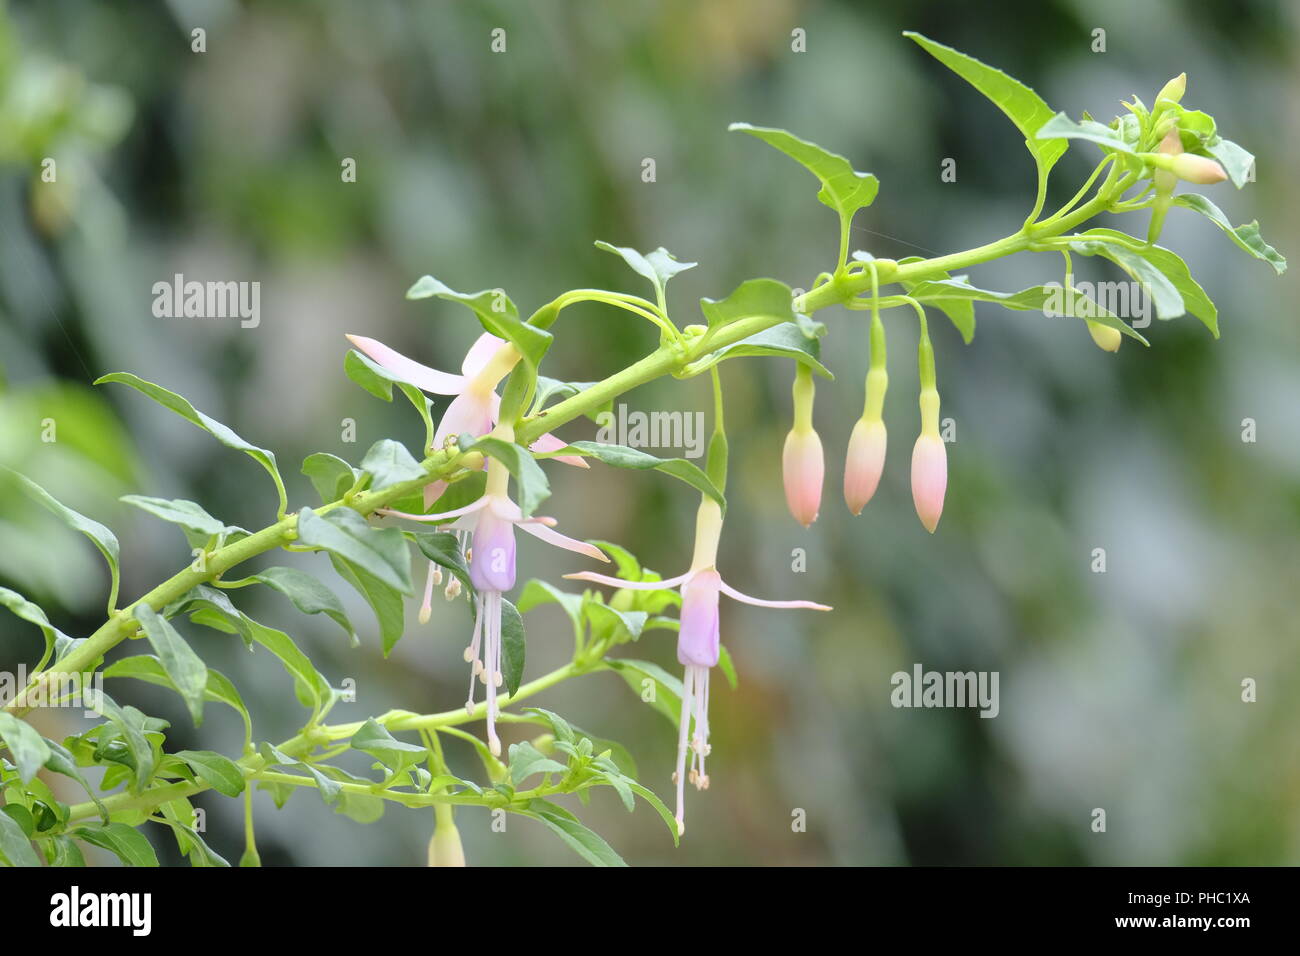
[380,456,607,755]
[345,332,586,507]
[566,499,829,833]
[782,364,824,527]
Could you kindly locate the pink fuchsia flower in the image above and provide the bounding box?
[344,332,586,507]
[566,499,830,833]
[782,364,823,527]
[380,457,607,755]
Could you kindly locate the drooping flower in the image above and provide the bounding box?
[380,454,607,755]
[566,498,830,833]
[782,364,824,526]
[845,331,889,514]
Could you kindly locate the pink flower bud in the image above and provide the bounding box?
[910,432,947,533]
[1169,153,1227,185]
[843,418,887,515]
[782,427,824,527]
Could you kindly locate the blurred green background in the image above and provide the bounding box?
[2,0,1297,866]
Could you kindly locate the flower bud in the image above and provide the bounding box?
[911,432,948,533]
[1169,153,1227,185]
[782,427,824,527]
[783,365,823,527]
[844,418,887,515]
[911,388,947,533]
[1155,72,1186,105]
[1087,321,1122,353]
[427,819,466,867]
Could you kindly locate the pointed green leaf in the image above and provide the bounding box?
[729,124,879,225]
[246,618,330,713]
[1067,235,1186,323]
[1173,194,1286,274]
[134,605,208,727]
[594,241,697,304]
[359,439,425,492]
[120,495,232,538]
[8,471,120,612]
[1035,112,1135,154]
[243,566,355,644]
[328,554,405,656]
[518,800,627,866]
[693,322,832,378]
[296,507,413,594]
[352,718,428,776]
[507,741,567,785]
[0,586,72,664]
[175,749,245,797]
[406,277,553,369]
[0,810,40,867]
[560,441,725,514]
[1074,228,1217,335]
[905,31,1067,179]
[95,372,286,516]
[0,713,51,784]
[501,598,526,698]
[410,532,475,599]
[606,658,683,727]
[890,255,976,343]
[74,822,159,867]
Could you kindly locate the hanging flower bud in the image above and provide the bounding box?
[1146,147,1227,185]
[910,321,947,533]
[845,313,889,514]
[1155,72,1186,106]
[1087,321,1122,353]
[782,364,824,527]
[427,816,466,867]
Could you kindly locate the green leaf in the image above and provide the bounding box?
[700,277,794,330]
[329,554,405,656]
[905,31,1067,185]
[594,241,697,304]
[75,821,159,866]
[728,124,879,227]
[175,750,245,797]
[0,809,39,867]
[1035,112,1136,155]
[165,585,253,643]
[257,743,342,805]
[42,739,108,823]
[84,693,161,793]
[507,741,567,785]
[0,586,71,664]
[246,619,330,714]
[903,276,1148,344]
[411,532,475,599]
[890,255,975,343]
[359,439,425,492]
[530,377,597,415]
[405,276,553,370]
[1172,194,1286,274]
[48,836,86,867]
[518,800,627,866]
[586,602,647,643]
[120,495,232,538]
[243,566,356,645]
[296,507,413,594]
[1074,228,1218,335]
[1067,236,1186,322]
[8,471,120,612]
[520,707,576,745]
[718,644,739,691]
[500,598,526,698]
[625,779,680,845]
[352,718,427,776]
[0,714,51,784]
[606,658,683,727]
[458,435,550,518]
[1204,137,1254,189]
[562,441,726,513]
[517,579,584,629]
[134,605,208,726]
[695,322,832,378]
[302,453,359,504]
[95,372,287,516]
[103,657,252,748]
[345,353,437,449]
